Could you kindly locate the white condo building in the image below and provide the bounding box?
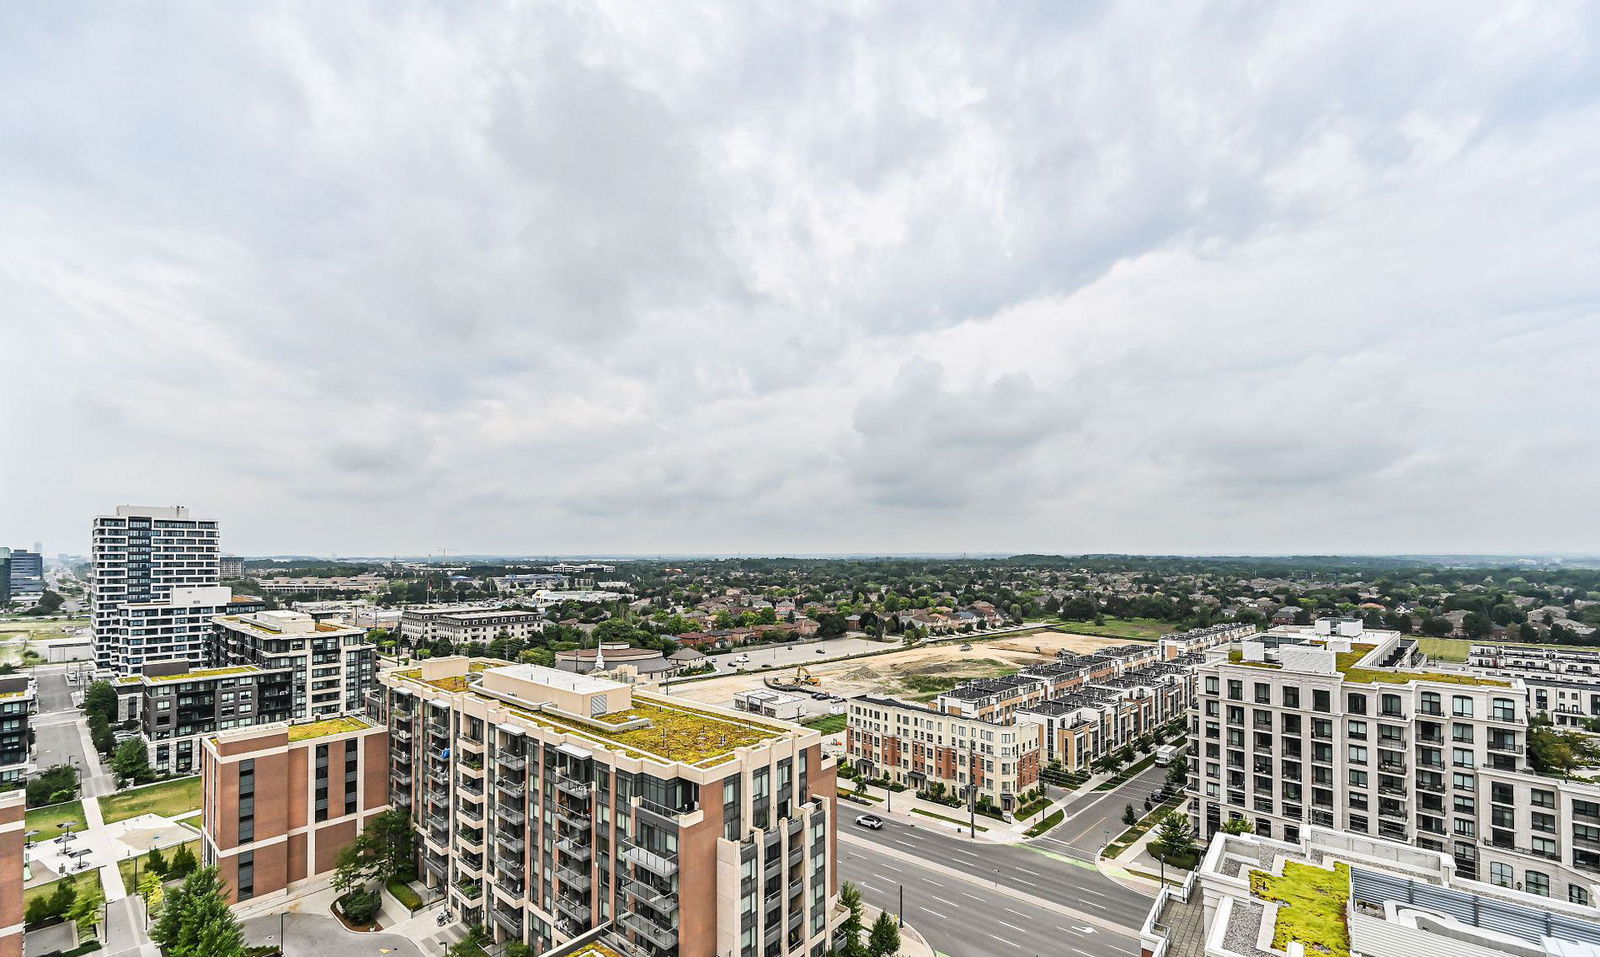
[92,505,222,673]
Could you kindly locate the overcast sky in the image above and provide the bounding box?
[3,2,1599,558]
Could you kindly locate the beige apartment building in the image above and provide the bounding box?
[1192,618,1600,905]
[377,658,840,957]
[846,696,1042,810]
[201,717,391,904]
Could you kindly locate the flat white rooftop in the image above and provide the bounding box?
[491,663,626,696]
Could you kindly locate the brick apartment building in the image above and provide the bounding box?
[377,657,840,957]
[200,717,391,904]
[0,791,21,957]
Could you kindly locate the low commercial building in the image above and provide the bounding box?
[1140,826,1600,957]
[553,644,673,677]
[258,575,387,595]
[846,695,1041,811]
[734,689,808,722]
[201,717,391,904]
[0,677,34,785]
[376,658,840,957]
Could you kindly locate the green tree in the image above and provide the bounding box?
[167,843,199,878]
[69,883,105,937]
[25,764,78,808]
[1122,804,1138,825]
[147,845,169,877]
[838,882,866,957]
[1220,818,1253,835]
[151,867,245,957]
[112,738,155,784]
[1153,812,1195,883]
[867,911,902,957]
[81,680,118,724]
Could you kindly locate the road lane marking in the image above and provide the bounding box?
[1016,867,1042,876]
[879,863,902,871]
[994,939,1020,949]
[1004,908,1027,917]
[859,882,883,893]
[921,909,950,920]
[961,892,985,902]
[932,896,959,907]
[998,921,1027,933]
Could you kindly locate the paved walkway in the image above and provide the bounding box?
[845,773,1113,845]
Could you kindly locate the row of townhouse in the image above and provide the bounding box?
[1470,641,1600,727]
[378,658,841,957]
[1190,619,1600,907]
[1155,621,1256,660]
[845,642,1198,808]
[846,696,1042,810]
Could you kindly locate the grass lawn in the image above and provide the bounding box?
[26,800,86,836]
[100,776,202,824]
[25,868,102,907]
[1054,617,1171,641]
[118,839,199,889]
[1416,637,1471,662]
[1024,809,1064,837]
[801,713,847,734]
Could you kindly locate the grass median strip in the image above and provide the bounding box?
[911,807,989,832]
[1024,809,1063,838]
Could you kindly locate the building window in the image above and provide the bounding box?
[1572,886,1590,906]
[1526,871,1550,897]
[1490,862,1513,888]
[237,850,255,900]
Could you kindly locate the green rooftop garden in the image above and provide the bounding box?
[1249,861,1350,957]
[287,716,370,741]
[100,776,202,823]
[389,662,787,767]
[148,665,258,683]
[572,946,625,957]
[1336,644,1508,687]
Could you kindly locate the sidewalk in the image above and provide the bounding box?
[860,902,935,957]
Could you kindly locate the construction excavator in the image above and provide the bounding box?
[793,665,821,686]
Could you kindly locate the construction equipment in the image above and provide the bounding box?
[793,666,820,686]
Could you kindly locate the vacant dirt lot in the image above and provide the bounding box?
[665,630,1130,706]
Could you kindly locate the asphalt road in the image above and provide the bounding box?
[1029,763,1171,855]
[30,667,111,797]
[839,812,1153,956]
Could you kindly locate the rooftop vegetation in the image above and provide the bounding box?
[147,666,258,683]
[389,663,786,767]
[1249,860,1350,957]
[287,716,370,741]
[1335,644,1508,686]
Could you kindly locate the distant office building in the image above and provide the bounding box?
[219,556,246,578]
[1,549,43,605]
[92,506,220,672]
[201,717,391,904]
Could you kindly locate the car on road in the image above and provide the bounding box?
[854,814,884,830]
[959,643,973,651]
[816,647,826,653]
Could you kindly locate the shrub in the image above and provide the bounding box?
[385,878,423,912]
[339,888,382,925]
[167,843,198,878]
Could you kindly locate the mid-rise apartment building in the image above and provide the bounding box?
[92,505,222,672]
[847,696,1041,810]
[0,676,34,785]
[1470,642,1600,728]
[399,606,546,645]
[201,717,391,904]
[219,556,246,578]
[116,610,375,775]
[1191,618,1600,905]
[1140,825,1600,957]
[1,790,23,957]
[376,658,839,957]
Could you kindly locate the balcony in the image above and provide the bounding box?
[492,904,523,934]
[460,828,485,852]
[555,894,592,924]
[623,876,677,914]
[557,836,591,862]
[623,842,680,878]
[620,910,678,950]
[391,768,412,787]
[556,864,592,893]
[425,791,448,810]
[393,728,413,743]
[499,806,526,828]
[460,801,484,824]
[496,778,525,798]
[454,881,483,904]
[496,833,526,856]
[460,778,485,798]
[554,774,592,800]
[555,807,591,831]
[460,758,484,778]
[499,752,527,772]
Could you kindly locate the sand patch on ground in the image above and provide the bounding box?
[666,630,1132,705]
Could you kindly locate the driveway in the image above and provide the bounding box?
[243,911,425,957]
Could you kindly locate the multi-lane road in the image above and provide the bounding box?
[838,767,1171,956]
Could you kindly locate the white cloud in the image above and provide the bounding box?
[1,1,1598,555]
